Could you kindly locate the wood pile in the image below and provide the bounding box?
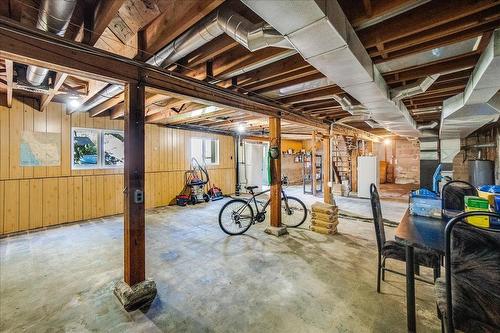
[309,201,339,235]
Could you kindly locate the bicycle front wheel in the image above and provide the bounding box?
[281,196,308,228]
[218,199,254,235]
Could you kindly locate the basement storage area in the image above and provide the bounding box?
[1,1,499,332]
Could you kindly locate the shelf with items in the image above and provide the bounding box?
[303,153,323,195]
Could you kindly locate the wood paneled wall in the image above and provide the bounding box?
[0,96,235,235]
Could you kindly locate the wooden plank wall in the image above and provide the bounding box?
[0,96,235,235]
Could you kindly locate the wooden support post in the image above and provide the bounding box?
[323,137,332,204]
[5,59,13,108]
[123,82,145,286]
[351,149,358,193]
[269,116,282,228]
[312,131,317,196]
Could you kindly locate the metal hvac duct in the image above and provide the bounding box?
[242,0,420,137]
[390,74,440,102]
[80,8,294,112]
[332,94,368,115]
[336,114,371,124]
[440,29,500,139]
[417,121,438,130]
[26,0,77,86]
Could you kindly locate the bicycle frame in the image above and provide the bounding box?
[237,187,290,219]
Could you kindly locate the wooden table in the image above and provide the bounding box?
[395,210,447,333]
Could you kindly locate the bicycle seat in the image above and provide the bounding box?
[245,186,258,191]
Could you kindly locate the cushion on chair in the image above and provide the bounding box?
[435,278,497,333]
[448,223,500,332]
[382,240,440,268]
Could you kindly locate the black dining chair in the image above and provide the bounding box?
[441,180,478,221]
[370,184,441,293]
[435,211,500,333]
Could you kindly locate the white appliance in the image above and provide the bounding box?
[357,156,379,198]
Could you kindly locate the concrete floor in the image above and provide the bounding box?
[0,190,441,332]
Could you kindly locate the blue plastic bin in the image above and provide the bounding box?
[410,196,442,219]
[410,188,438,199]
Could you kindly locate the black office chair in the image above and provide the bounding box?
[441,180,478,221]
[435,211,500,333]
[370,184,441,293]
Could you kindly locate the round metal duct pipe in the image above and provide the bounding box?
[26,0,77,86]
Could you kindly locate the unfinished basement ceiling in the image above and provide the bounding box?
[1,0,499,139]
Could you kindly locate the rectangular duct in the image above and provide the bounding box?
[440,29,500,139]
[242,0,420,137]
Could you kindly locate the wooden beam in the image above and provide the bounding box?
[0,17,328,130]
[110,103,124,119]
[40,72,69,111]
[369,9,500,60]
[323,136,332,204]
[383,53,479,84]
[5,59,12,107]
[106,93,172,119]
[145,102,208,123]
[252,72,325,95]
[182,35,239,69]
[362,0,373,17]
[123,82,146,286]
[312,131,317,196]
[88,0,126,46]
[89,92,125,117]
[269,116,282,228]
[358,0,499,48]
[4,0,22,21]
[350,143,358,193]
[183,46,294,81]
[277,85,343,104]
[345,0,425,29]
[139,0,224,60]
[235,54,311,87]
[243,66,319,92]
[373,19,500,63]
[145,97,186,116]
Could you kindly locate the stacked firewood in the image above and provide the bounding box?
[309,201,339,235]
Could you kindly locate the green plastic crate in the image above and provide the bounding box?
[464,196,489,209]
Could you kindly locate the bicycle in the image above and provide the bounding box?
[218,177,308,235]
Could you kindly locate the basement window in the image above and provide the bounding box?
[72,128,124,169]
[191,137,219,165]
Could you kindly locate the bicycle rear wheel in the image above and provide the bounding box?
[281,196,307,228]
[219,199,254,235]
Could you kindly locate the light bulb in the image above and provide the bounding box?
[68,98,81,109]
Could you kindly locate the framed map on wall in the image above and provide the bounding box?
[20,131,61,166]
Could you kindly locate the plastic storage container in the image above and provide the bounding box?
[410,196,442,219]
[478,185,500,206]
[464,196,490,228]
[410,188,438,199]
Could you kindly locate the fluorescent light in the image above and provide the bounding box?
[237,124,245,133]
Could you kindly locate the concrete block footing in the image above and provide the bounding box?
[264,226,288,237]
[113,279,157,312]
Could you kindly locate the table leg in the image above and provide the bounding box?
[406,245,416,332]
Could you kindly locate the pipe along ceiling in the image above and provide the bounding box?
[26,0,77,86]
[27,0,498,140]
[79,8,295,112]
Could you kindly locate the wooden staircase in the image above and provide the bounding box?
[331,135,355,185]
